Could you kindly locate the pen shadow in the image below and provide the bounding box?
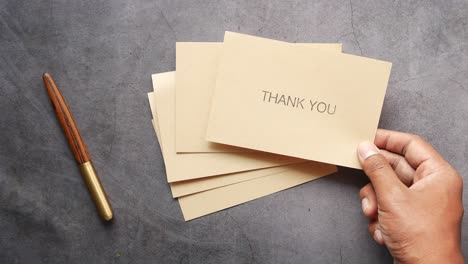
[100,217,115,227]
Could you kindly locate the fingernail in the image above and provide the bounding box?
[374,229,383,244]
[358,141,379,160]
[361,197,369,213]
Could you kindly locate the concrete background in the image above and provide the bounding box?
[1,0,467,263]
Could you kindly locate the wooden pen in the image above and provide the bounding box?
[42,73,113,221]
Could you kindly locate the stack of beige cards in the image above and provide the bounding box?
[148,32,391,221]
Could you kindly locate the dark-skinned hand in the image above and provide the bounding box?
[358,129,464,264]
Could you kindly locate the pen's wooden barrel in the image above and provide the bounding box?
[42,73,91,164]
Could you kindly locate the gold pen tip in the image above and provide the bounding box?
[79,162,113,222]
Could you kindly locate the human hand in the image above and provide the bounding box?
[358,129,464,264]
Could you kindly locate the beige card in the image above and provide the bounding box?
[151,72,305,182]
[207,32,392,169]
[178,161,336,221]
[175,42,342,153]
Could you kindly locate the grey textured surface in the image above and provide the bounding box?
[0,0,467,263]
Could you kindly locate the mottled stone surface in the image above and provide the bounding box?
[1,0,467,263]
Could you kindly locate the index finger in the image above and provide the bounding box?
[374,129,446,169]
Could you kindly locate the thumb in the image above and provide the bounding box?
[358,141,406,197]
